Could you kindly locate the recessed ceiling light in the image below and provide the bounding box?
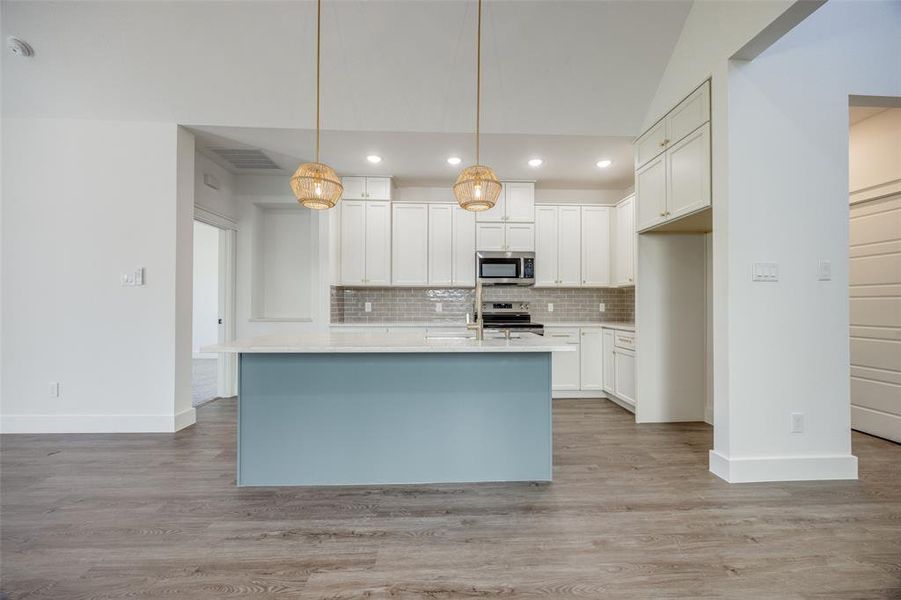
[366,155,382,164]
[528,158,543,167]
[447,156,462,166]
[596,159,613,168]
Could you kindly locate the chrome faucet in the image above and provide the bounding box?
[466,279,485,341]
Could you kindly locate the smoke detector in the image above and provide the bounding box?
[7,37,34,58]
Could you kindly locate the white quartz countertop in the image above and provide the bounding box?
[203,331,577,354]
[329,321,635,331]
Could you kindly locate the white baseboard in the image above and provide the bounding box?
[709,450,858,483]
[704,406,714,425]
[851,405,901,443]
[1,411,196,434]
[553,390,606,399]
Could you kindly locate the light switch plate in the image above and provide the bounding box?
[817,260,832,281]
[48,382,59,398]
[752,262,779,282]
[791,412,804,433]
[547,303,554,313]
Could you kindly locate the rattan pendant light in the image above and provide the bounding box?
[290,0,343,210]
[453,0,502,212]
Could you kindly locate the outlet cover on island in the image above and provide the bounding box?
[791,412,804,433]
[435,303,443,313]
[364,302,372,313]
[48,382,59,398]
[547,303,554,313]
[599,303,606,313]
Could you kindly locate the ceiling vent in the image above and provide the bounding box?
[210,148,281,170]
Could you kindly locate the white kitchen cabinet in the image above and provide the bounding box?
[341,176,392,200]
[363,202,392,285]
[612,196,635,286]
[505,182,536,222]
[613,348,636,406]
[634,81,710,232]
[428,204,453,285]
[340,200,392,286]
[579,328,604,390]
[392,203,428,285]
[667,123,711,221]
[580,206,611,287]
[477,222,534,251]
[547,328,581,391]
[635,153,667,231]
[452,207,476,286]
[602,329,615,393]
[535,206,579,286]
[476,182,534,223]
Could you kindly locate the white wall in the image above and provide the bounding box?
[713,0,900,482]
[192,221,220,357]
[233,175,332,339]
[1,118,196,432]
[849,108,901,202]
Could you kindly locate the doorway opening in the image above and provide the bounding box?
[192,218,237,407]
[848,101,901,444]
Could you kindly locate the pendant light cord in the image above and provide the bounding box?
[475,0,481,165]
[316,0,322,164]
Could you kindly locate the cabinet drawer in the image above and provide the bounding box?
[613,330,635,351]
[546,328,580,343]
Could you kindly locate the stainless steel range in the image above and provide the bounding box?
[479,301,544,336]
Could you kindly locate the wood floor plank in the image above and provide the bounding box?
[1,398,899,599]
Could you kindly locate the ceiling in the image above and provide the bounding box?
[2,0,693,188]
[189,125,635,188]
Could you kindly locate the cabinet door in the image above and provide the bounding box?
[667,81,709,146]
[428,204,454,286]
[476,223,505,251]
[613,197,635,286]
[534,206,559,286]
[667,122,711,221]
[580,328,604,390]
[558,206,582,287]
[635,154,667,232]
[602,329,615,393]
[364,202,392,285]
[339,201,366,284]
[452,207,476,286]
[341,177,367,200]
[505,223,535,251]
[364,177,392,200]
[635,120,667,169]
[580,206,610,287]
[548,328,581,391]
[475,185,506,222]
[391,203,428,285]
[505,182,535,222]
[613,349,636,405]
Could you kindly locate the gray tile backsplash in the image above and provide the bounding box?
[331,286,634,324]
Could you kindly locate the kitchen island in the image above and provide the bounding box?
[205,331,574,487]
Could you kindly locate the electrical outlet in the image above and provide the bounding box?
[121,267,146,287]
[599,303,606,313]
[817,260,832,281]
[435,303,443,313]
[364,302,372,313]
[48,382,59,398]
[791,412,804,433]
[547,303,554,313]
[752,262,779,282]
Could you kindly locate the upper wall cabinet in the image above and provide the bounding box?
[581,206,611,287]
[340,200,391,286]
[476,182,535,223]
[428,204,476,287]
[392,203,429,285]
[535,205,581,287]
[342,176,393,201]
[612,195,635,286]
[634,81,711,233]
[476,222,535,252]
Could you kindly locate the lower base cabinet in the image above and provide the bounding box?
[548,328,581,391]
[613,348,636,406]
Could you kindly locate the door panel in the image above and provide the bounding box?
[452,208,476,286]
[506,223,535,251]
[558,206,582,286]
[505,182,535,222]
[476,186,506,222]
[580,329,604,390]
[364,177,392,200]
[428,204,454,285]
[602,329,615,393]
[667,123,711,220]
[667,81,710,146]
[364,202,392,285]
[339,201,365,284]
[635,120,667,169]
[341,177,366,201]
[391,204,428,285]
[635,154,667,231]
[548,328,580,391]
[534,206,559,286]
[581,206,610,287]
[476,223,505,251]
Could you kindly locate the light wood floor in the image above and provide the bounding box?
[2,398,899,599]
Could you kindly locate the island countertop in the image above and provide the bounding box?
[204,331,577,354]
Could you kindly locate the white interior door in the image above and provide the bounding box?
[557,206,582,286]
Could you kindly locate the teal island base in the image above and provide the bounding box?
[237,352,552,486]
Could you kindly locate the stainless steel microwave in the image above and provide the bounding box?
[476,251,535,285]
